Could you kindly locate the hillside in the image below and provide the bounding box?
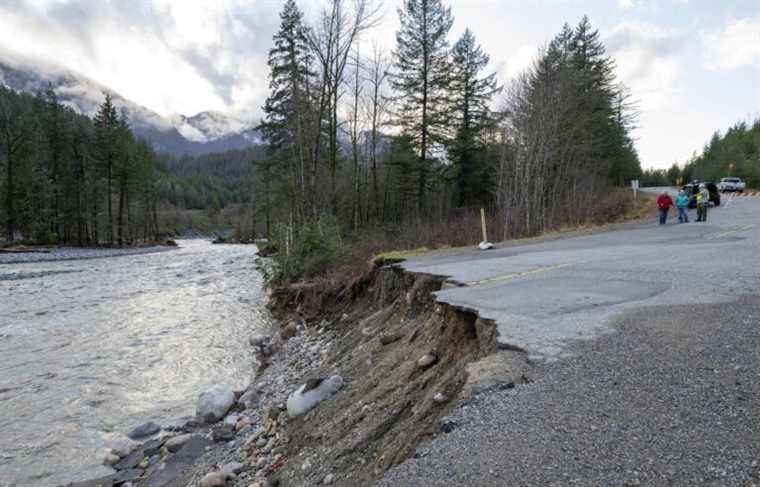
[0,49,260,156]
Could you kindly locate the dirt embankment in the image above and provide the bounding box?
[267,264,530,486]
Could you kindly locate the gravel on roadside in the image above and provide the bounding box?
[379,296,760,487]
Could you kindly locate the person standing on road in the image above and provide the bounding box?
[657,191,674,225]
[696,183,710,222]
[675,190,690,223]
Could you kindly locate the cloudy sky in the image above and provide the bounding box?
[1,0,759,168]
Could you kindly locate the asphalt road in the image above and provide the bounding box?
[380,192,760,486]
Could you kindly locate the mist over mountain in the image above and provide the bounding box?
[0,50,260,156]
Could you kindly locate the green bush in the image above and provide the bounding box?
[271,215,344,283]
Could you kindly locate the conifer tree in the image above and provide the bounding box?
[448,29,500,206]
[391,0,454,213]
[94,93,119,244]
[259,0,315,220]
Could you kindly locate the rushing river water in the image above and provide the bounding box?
[0,240,268,486]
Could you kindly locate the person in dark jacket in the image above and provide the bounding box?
[657,191,674,225]
[696,183,710,222]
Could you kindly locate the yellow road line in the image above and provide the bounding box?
[464,262,574,287]
[707,224,755,240]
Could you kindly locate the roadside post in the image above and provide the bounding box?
[478,208,493,250]
[631,179,639,200]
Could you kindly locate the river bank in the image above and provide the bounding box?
[0,243,177,265]
[0,240,266,487]
[82,260,529,487]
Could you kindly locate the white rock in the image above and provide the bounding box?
[323,473,335,484]
[433,393,447,403]
[286,375,344,417]
[104,433,139,458]
[221,461,245,475]
[196,385,235,423]
[478,241,494,250]
[165,434,193,453]
[102,450,120,466]
[199,471,231,487]
[417,354,437,369]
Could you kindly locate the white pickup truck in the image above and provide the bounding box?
[717,177,746,192]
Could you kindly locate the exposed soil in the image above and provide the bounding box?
[267,265,530,486]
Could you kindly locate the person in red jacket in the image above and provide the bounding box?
[657,191,674,225]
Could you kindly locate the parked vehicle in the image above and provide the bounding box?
[717,177,746,192]
[682,181,721,208]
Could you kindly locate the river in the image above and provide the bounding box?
[0,240,268,486]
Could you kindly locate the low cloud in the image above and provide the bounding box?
[703,17,760,71]
[605,21,685,110]
[0,0,280,118]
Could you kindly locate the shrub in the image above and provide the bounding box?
[271,215,345,283]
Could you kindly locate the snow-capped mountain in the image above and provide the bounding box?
[0,50,260,156]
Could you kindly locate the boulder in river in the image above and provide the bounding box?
[127,421,160,439]
[105,434,140,458]
[286,375,344,417]
[197,385,235,423]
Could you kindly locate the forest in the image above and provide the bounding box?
[0,88,165,245]
[256,0,642,280]
[1,0,645,264]
[642,119,760,188]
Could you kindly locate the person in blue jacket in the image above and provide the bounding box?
[675,190,690,223]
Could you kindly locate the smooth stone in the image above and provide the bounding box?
[197,385,235,423]
[164,434,192,453]
[127,421,160,440]
[417,353,437,369]
[103,451,120,466]
[323,473,335,484]
[286,375,344,417]
[433,392,447,403]
[105,434,139,458]
[199,471,232,487]
[221,461,245,475]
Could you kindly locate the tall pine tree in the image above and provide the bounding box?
[259,0,315,221]
[94,93,119,244]
[448,29,500,206]
[391,0,453,213]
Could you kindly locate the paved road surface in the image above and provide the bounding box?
[380,193,760,486]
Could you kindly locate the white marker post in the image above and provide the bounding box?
[631,179,640,200]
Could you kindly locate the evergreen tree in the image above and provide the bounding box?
[0,87,36,241]
[391,0,454,213]
[94,93,119,244]
[448,29,500,206]
[259,0,315,221]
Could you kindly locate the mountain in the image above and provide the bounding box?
[0,50,260,156]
